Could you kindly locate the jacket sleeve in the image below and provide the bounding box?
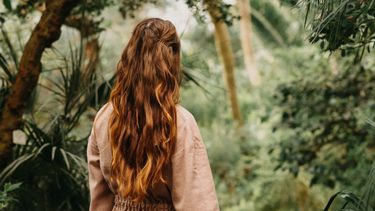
[87,124,115,211]
[170,114,220,211]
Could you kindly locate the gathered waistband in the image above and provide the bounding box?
[113,195,175,211]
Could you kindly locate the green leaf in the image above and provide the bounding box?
[2,0,11,11]
[3,182,21,192]
[0,154,34,185]
[51,146,57,161]
[324,191,374,211]
[60,149,70,170]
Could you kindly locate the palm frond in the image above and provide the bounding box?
[324,165,375,211]
[0,25,19,69]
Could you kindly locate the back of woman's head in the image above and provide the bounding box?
[108,18,181,202]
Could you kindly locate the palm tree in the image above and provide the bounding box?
[204,0,244,126]
[238,0,261,86]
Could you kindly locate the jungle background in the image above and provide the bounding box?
[0,0,374,210]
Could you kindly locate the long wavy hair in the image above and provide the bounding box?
[108,18,181,202]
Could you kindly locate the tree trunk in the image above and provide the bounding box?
[329,51,339,75]
[64,15,100,85]
[206,2,243,126]
[82,38,100,82]
[0,0,79,170]
[238,0,261,86]
[295,179,309,211]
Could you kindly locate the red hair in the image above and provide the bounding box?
[108,18,181,202]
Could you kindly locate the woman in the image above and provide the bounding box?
[87,18,219,211]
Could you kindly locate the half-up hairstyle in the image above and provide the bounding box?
[108,18,181,202]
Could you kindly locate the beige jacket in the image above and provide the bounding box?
[87,103,219,211]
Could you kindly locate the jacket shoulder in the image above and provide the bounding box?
[176,104,196,127]
[92,102,113,134]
